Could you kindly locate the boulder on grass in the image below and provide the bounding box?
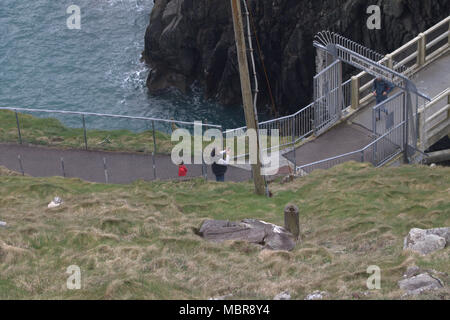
[398,273,443,295]
[403,227,448,255]
[198,219,296,251]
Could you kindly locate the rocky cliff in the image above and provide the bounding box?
[143,0,450,115]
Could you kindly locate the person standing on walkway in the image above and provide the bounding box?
[178,161,187,177]
[372,76,395,120]
[211,147,231,182]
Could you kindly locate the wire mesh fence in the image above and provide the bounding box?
[0,107,225,182]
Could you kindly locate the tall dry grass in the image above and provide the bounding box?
[0,162,448,299]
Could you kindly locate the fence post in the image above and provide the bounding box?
[61,157,66,178]
[202,121,207,181]
[448,92,450,120]
[351,76,360,110]
[418,108,425,152]
[417,33,426,67]
[17,155,24,176]
[103,157,109,184]
[372,106,377,164]
[284,204,300,240]
[385,54,393,69]
[15,111,22,145]
[82,115,88,150]
[403,93,409,164]
[361,150,365,163]
[151,120,157,180]
[448,18,450,46]
[291,116,296,168]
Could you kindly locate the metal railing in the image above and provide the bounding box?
[371,91,405,135]
[313,60,343,135]
[0,106,222,181]
[351,16,450,110]
[341,78,352,110]
[418,88,450,151]
[297,121,406,174]
[223,102,315,165]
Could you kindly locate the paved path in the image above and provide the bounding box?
[0,143,252,184]
[0,55,448,184]
[284,122,374,166]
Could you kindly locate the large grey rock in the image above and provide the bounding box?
[274,291,291,300]
[305,291,327,300]
[398,273,443,295]
[426,227,450,243]
[403,266,421,279]
[403,228,448,255]
[198,219,296,251]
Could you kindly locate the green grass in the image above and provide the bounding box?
[0,162,448,299]
[0,110,300,157]
[0,110,174,154]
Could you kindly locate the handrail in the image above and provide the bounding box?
[297,120,406,171]
[418,87,450,151]
[0,106,222,128]
[361,121,406,151]
[297,149,362,169]
[351,16,449,109]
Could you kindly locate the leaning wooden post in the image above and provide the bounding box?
[284,204,300,240]
[230,0,266,196]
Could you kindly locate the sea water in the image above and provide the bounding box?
[0,0,247,132]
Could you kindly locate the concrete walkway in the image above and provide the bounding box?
[0,143,252,184]
[284,122,374,166]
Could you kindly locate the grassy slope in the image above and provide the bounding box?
[0,110,297,158]
[0,110,174,154]
[0,162,448,300]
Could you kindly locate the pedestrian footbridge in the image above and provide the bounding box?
[259,16,450,175]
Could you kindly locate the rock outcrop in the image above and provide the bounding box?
[398,273,444,295]
[403,227,449,255]
[144,0,450,114]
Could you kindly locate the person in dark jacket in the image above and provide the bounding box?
[211,147,230,182]
[373,77,395,120]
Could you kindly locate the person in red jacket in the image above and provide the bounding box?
[178,161,187,177]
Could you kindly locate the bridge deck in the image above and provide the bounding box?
[352,53,450,132]
[286,53,450,167]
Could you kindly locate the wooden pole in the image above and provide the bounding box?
[230,0,265,195]
[284,204,300,240]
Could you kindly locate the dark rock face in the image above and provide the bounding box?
[144,0,450,114]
